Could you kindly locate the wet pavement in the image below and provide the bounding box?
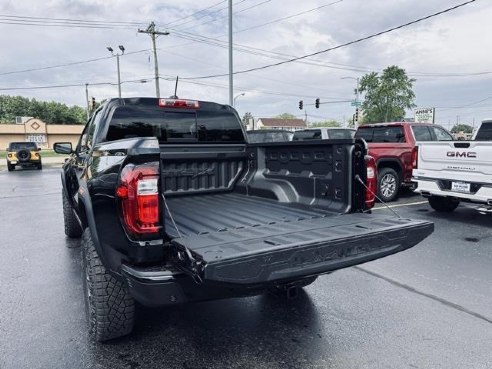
[0,167,491,369]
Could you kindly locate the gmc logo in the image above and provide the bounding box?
[446,151,477,158]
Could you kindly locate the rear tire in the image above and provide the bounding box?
[428,196,459,212]
[37,162,42,170]
[82,229,135,342]
[62,190,82,238]
[377,167,399,202]
[7,163,14,171]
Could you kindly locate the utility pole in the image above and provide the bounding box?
[228,0,233,106]
[85,83,90,119]
[138,22,170,98]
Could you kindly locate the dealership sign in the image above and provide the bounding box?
[414,107,435,123]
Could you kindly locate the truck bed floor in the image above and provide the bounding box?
[164,193,336,237]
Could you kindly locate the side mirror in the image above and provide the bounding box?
[53,142,73,155]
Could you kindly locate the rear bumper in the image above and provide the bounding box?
[121,217,433,306]
[121,265,272,307]
[414,177,492,204]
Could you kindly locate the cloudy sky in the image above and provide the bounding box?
[0,0,490,129]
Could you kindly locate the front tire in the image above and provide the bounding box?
[377,167,400,202]
[82,229,135,342]
[62,190,82,238]
[7,163,14,171]
[37,162,42,170]
[428,196,459,212]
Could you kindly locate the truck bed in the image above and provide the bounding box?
[165,193,433,285]
[165,193,336,237]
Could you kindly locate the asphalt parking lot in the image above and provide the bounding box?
[0,166,491,369]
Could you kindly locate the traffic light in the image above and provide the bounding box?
[91,97,96,109]
[355,107,359,122]
[298,100,303,110]
[315,98,320,109]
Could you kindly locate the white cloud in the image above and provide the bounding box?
[0,0,490,127]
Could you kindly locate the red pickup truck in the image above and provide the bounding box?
[355,122,453,201]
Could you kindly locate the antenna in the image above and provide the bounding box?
[171,76,179,99]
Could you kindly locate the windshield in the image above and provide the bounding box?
[106,105,245,143]
[9,142,37,150]
[326,129,355,139]
[247,131,292,143]
[292,129,322,140]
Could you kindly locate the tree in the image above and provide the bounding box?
[275,113,297,119]
[242,112,253,128]
[451,124,473,134]
[358,66,416,123]
[310,120,340,128]
[0,95,86,124]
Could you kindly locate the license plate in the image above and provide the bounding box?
[451,181,471,193]
[10,161,17,164]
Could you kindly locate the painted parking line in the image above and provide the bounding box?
[373,200,428,210]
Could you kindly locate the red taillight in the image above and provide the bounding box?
[411,146,418,169]
[116,163,161,236]
[364,155,377,209]
[158,98,199,109]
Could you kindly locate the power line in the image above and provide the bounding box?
[0,49,150,77]
[0,76,155,91]
[0,14,144,25]
[177,0,272,31]
[180,0,477,80]
[234,0,343,34]
[170,0,249,30]
[158,75,350,100]
[162,0,228,28]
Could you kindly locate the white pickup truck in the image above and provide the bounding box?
[413,121,492,212]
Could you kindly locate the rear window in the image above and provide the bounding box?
[356,126,405,143]
[292,129,321,140]
[9,142,37,150]
[106,106,245,143]
[475,122,492,140]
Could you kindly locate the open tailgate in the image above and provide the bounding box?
[171,213,433,285]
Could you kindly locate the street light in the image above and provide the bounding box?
[107,45,125,98]
[233,92,245,108]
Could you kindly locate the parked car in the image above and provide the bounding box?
[355,122,453,202]
[292,127,355,141]
[247,129,293,143]
[6,141,42,171]
[413,121,492,212]
[54,97,433,341]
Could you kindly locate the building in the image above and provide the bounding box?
[0,119,83,150]
[248,118,307,131]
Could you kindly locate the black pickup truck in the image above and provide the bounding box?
[54,97,433,341]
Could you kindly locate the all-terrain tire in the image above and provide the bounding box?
[82,228,135,342]
[7,163,14,171]
[428,196,460,213]
[37,162,42,170]
[377,167,400,202]
[62,190,82,238]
